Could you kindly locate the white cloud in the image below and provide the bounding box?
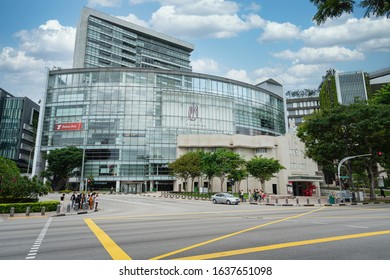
[225,69,252,83]
[88,0,122,7]
[117,14,150,27]
[259,21,300,42]
[221,64,329,92]
[15,20,76,61]
[273,46,365,64]
[358,38,390,52]
[0,20,76,102]
[191,58,220,74]
[0,47,45,71]
[147,2,265,38]
[301,16,390,48]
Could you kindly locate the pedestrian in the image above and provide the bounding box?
[89,193,94,210]
[94,194,99,211]
[75,194,81,210]
[70,192,76,209]
[60,193,65,213]
[240,190,244,202]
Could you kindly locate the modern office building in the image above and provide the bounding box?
[73,7,194,71]
[369,66,390,93]
[32,8,323,195]
[335,71,369,105]
[32,68,287,192]
[0,88,40,173]
[285,90,320,128]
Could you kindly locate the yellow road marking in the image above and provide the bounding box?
[174,229,390,260]
[84,218,132,260]
[90,208,296,220]
[150,207,325,260]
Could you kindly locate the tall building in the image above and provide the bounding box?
[285,89,320,128]
[335,71,369,105]
[0,88,39,173]
[33,68,286,192]
[33,8,323,195]
[369,66,390,93]
[73,7,194,71]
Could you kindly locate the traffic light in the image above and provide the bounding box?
[377,151,383,156]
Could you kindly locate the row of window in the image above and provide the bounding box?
[286,100,319,109]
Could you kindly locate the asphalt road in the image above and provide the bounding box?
[1,193,390,260]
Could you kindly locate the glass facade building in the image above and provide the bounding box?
[335,71,368,105]
[0,88,39,173]
[73,7,193,71]
[35,68,286,191]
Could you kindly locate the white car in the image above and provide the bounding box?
[211,192,240,205]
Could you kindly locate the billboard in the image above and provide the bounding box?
[54,122,82,131]
[161,91,234,133]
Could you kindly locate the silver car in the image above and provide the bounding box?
[211,192,240,205]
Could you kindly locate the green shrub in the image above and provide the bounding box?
[0,201,60,213]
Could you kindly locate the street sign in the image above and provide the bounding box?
[340,176,349,179]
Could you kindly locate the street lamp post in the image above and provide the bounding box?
[27,146,35,177]
[80,125,88,193]
[337,154,371,202]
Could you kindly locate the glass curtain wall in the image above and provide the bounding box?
[42,68,285,189]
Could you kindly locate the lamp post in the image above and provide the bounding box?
[27,146,35,177]
[80,124,87,193]
[337,154,371,202]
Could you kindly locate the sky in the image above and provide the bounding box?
[1,0,389,103]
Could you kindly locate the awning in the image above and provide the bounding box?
[288,176,324,182]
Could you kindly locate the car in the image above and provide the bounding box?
[211,192,240,205]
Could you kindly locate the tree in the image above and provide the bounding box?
[198,150,218,193]
[168,151,202,192]
[43,146,83,191]
[0,157,48,201]
[246,156,285,191]
[297,103,390,200]
[213,148,246,192]
[370,83,390,105]
[0,157,21,199]
[228,168,248,193]
[310,0,390,24]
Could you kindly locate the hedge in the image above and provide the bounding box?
[0,201,60,214]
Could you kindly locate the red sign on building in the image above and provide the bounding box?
[54,122,82,131]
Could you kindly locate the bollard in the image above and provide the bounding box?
[275,198,278,204]
[286,198,289,204]
[41,206,46,216]
[266,197,269,203]
[307,199,310,205]
[318,198,321,205]
[296,198,299,205]
[66,204,71,213]
[26,206,30,216]
[10,207,15,217]
[56,204,61,214]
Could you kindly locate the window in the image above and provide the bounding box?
[256,148,267,153]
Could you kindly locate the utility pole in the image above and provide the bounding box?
[337,154,371,202]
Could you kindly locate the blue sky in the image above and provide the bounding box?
[1,0,389,102]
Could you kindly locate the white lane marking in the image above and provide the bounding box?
[25,217,52,260]
[346,225,369,229]
[312,222,329,225]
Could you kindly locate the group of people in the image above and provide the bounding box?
[69,192,100,211]
[249,189,266,202]
[238,189,266,203]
